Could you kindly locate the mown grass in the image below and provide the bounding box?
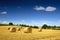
[0,26,60,40]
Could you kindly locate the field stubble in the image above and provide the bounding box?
[0,26,60,40]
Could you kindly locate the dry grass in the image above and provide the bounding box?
[0,26,60,40]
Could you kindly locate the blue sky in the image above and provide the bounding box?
[0,0,60,26]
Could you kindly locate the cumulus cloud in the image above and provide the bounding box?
[45,6,56,11]
[19,20,55,26]
[34,6,56,11]
[0,11,7,14]
[0,21,9,24]
[34,6,45,11]
[31,20,54,26]
[42,22,48,24]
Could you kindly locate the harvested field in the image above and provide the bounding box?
[0,26,60,40]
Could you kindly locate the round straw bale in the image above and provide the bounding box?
[10,27,16,32]
[38,28,42,32]
[17,28,21,31]
[17,26,22,31]
[8,27,10,30]
[24,27,32,33]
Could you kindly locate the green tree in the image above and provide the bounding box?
[9,22,13,25]
[33,26,39,29]
[42,24,48,29]
[20,24,29,27]
[52,25,56,30]
[47,26,51,29]
[0,24,8,26]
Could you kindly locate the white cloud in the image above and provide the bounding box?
[0,11,7,14]
[34,6,45,11]
[45,6,56,11]
[31,20,38,26]
[18,20,56,26]
[42,22,48,24]
[0,21,9,24]
[34,6,56,11]
[31,20,54,26]
[20,20,26,24]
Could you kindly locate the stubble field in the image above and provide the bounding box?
[0,26,60,40]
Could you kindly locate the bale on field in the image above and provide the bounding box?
[38,28,42,32]
[8,27,10,30]
[17,27,22,31]
[24,27,32,33]
[10,27,16,32]
[17,28,21,31]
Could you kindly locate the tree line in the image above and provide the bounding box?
[42,24,60,30]
[0,22,60,30]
